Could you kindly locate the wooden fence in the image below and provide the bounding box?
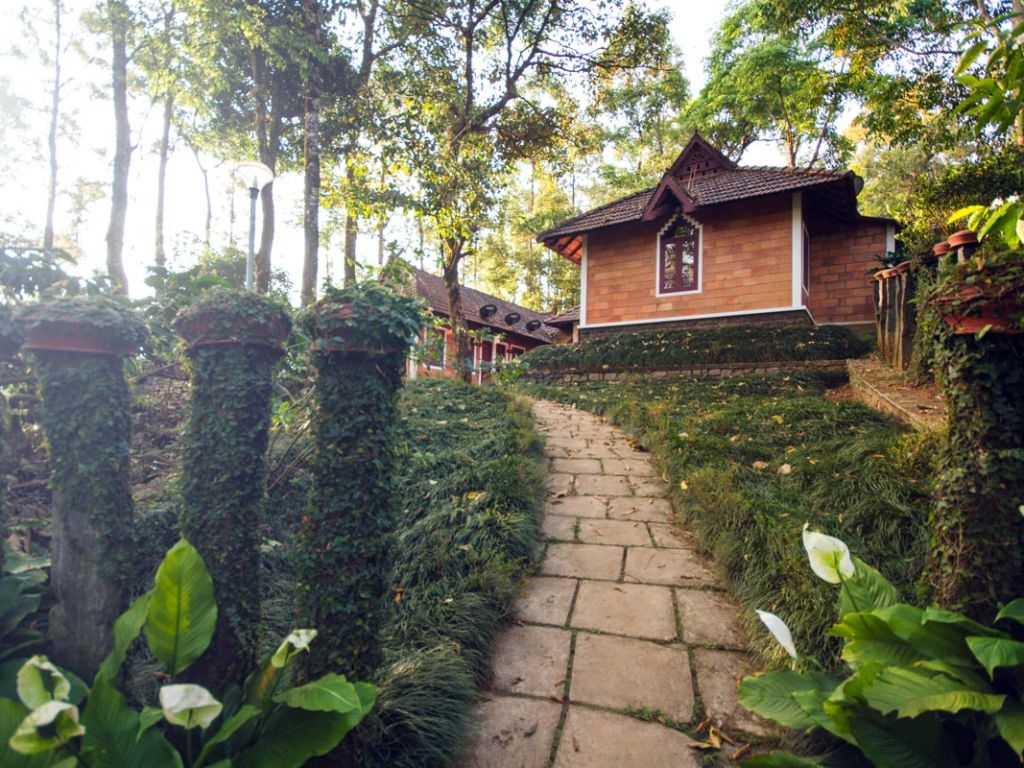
[872,262,916,370]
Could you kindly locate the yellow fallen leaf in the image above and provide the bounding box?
[778,463,792,475]
[752,460,770,470]
[772,415,785,424]
[679,480,689,491]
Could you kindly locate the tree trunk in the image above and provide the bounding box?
[105,0,131,295]
[377,218,386,265]
[256,181,275,294]
[188,143,212,247]
[442,243,472,383]
[252,48,279,294]
[343,165,357,285]
[154,91,173,268]
[44,0,61,254]
[300,0,321,305]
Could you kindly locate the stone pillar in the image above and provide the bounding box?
[0,305,22,572]
[173,289,291,688]
[19,297,146,678]
[297,286,421,680]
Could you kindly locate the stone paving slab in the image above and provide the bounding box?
[600,458,656,476]
[553,707,701,768]
[552,457,603,474]
[515,577,577,626]
[571,633,694,720]
[648,522,695,549]
[459,696,561,768]
[606,496,674,522]
[576,518,650,546]
[491,625,571,699]
[541,514,576,541]
[542,543,624,580]
[573,474,632,496]
[571,581,676,640]
[677,588,747,647]
[545,473,575,496]
[631,478,670,496]
[693,648,775,737]
[624,546,720,587]
[545,495,607,518]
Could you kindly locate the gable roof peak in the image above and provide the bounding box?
[667,132,737,183]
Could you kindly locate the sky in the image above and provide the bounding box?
[0,0,787,302]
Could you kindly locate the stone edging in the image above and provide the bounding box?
[520,358,848,384]
[847,358,945,432]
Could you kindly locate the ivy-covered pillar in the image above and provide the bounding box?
[19,297,146,677]
[926,254,1024,619]
[0,305,23,573]
[173,288,291,687]
[297,284,422,680]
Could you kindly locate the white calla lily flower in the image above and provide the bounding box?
[159,684,223,730]
[802,523,855,584]
[17,655,71,708]
[9,701,84,754]
[755,609,798,660]
[271,628,318,668]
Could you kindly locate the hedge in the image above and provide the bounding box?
[358,379,543,768]
[520,323,870,373]
[524,373,935,668]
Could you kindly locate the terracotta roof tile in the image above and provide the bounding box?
[547,306,579,326]
[403,265,560,343]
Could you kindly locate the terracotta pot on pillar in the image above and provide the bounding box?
[948,230,979,263]
[18,297,146,678]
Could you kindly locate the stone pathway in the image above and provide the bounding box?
[459,400,770,768]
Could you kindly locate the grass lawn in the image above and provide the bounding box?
[522,372,937,667]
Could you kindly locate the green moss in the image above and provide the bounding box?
[520,323,870,373]
[524,374,935,667]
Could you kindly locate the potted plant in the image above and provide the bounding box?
[18,296,147,356]
[173,288,292,352]
[928,248,1024,335]
[300,283,424,355]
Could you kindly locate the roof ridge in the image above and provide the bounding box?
[537,186,656,239]
[730,165,849,177]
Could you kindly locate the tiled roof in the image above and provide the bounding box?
[538,166,851,242]
[547,306,579,326]
[403,265,561,343]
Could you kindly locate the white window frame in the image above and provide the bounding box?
[654,212,703,298]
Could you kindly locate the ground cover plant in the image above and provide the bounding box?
[519,323,870,373]
[358,377,544,767]
[523,373,935,667]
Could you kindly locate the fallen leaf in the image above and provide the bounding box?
[523,721,538,737]
[572,736,581,752]
[778,463,792,475]
[752,460,770,470]
[679,480,689,491]
[771,415,784,424]
[732,744,752,760]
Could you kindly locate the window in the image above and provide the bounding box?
[423,328,446,369]
[659,219,700,294]
[802,223,811,293]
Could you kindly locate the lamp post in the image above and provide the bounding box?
[234,161,274,291]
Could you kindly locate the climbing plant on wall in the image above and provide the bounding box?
[296,283,423,680]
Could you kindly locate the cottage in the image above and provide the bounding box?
[402,265,564,382]
[538,134,896,336]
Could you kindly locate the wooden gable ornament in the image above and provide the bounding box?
[641,133,736,222]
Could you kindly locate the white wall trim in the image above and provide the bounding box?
[886,223,896,255]
[580,305,810,330]
[580,235,589,327]
[654,211,703,298]
[791,192,803,308]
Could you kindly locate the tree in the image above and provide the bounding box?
[44,0,63,256]
[105,0,132,295]
[394,0,669,381]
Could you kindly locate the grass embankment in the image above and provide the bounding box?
[524,373,936,667]
[360,378,544,767]
[520,323,870,372]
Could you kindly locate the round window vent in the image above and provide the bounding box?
[479,304,497,318]
[504,312,521,325]
[525,320,542,332]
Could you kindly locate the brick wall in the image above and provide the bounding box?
[807,222,888,325]
[585,194,794,326]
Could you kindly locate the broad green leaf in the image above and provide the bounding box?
[194,704,262,766]
[740,753,821,767]
[921,607,1007,639]
[81,679,182,768]
[274,674,360,713]
[0,698,51,767]
[996,700,1024,757]
[737,671,835,729]
[338,682,379,735]
[790,687,847,741]
[144,539,217,677]
[235,707,359,768]
[947,205,987,224]
[847,713,950,768]
[966,636,1024,679]
[955,40,989,75]
[139,705,164,734]
[872,604,976,665]
[863,667,1004,718]
[97,592,151,684]
[912,660,989,690]
[833,613,925,669]
[839,558,898,617]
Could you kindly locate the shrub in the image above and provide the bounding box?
[519,323,870,373]
[524,373,935,666]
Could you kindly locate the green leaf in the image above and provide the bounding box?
[966,636,1024,679]
[97,592,151,684]
[863,667,1004,718]
[847,713,950,768]
[138,705,164,734]
[740,753,822,767]
[0,698,51,767]
[274,674,360,713]
[921,607,1007,639]
[839,558,898,617]
[947,205,987,224]
[955,40,989,75]
[144,539,217,677]
[872,604,976,666]
[738,670,835,729]
[194,704,262,766]
[81,680,182,768]
[235,707,361,768]
[996,700,1024,757]
[833,613,925,669]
